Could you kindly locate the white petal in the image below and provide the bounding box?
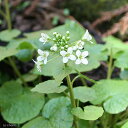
[60,51,67,56]
[39,38,44,42]
[81,58,88,64]
[67,47,73,53]
[44,59,47,64]
[32,59,37,64]
[72,46,77,50]
[82,30,92,41]
[82,51,89,57]
[63,57,68,63]
[75,59,81,64]
[45,51,49,57]
[37,56,43,61]
[78,46,83,49]
[76,50,81,57]
[38,49,44,55]
[69,55,76,61]
[81,41,85,45]
[90,41,93,44]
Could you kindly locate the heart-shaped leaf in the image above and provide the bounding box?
[31,80,67,94]
[72,106,104,120]
[22,97,73,128]
[0,81,45,124]
[73,86,96,102]
[91,80,128,114]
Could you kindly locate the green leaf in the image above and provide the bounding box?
[0,46,18,61]
[22,97,73,128]
[104,95,128,114]
[73,86,96,102]
[2,92,45,124]
[91,80,128,114]
[78,120,90,128]
[120,69,128,80]
[0,81,45,124]
[16,73,38,84]
[121,121,128,128]
[103,36,128,57]
[15,49,33,62]
[31,80,67,94]
[0,29,21,41]
[114,51,128,69]
[72,106,104,120]
[0,81,23,105]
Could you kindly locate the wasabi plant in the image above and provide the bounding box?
[32,30,104,128]
[1,1,128,128]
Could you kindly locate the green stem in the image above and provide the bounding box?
[4,0,27,86]
[76,70,96,84]
[80,77,87,86]
[5,0,12,30]
[8,57,28,86]
[66,74,76,108]
[107,49,113,79]
[71,75,80,85]
[66,74,78,128]
[0,9,7,19]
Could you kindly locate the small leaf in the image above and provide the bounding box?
[72,106,104,120]
[114,50,128,69]
[0,29,21,41]
[120,69,128,80]
[0,46,18,61]
[73,86,96,102]
[103,36,128,57]
[15,49,33,62]
[31,80,67,94]
[16,73,38,84]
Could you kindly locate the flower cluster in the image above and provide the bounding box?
[33,30,93,72]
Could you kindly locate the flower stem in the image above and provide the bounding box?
[0,9,7,20]
[4,0,12,30]
[66,74,76,108]
[75,70,96,84]
[4,0,27,86]
[107,49,113,79]
[66,74,78,128]
[8,57,28,87]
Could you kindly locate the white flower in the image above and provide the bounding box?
[82,30,93,44]
[60,47,76,63]
[76,40,85,49]
[50,44,57,51]
[75,50,89,65]
[39,33,49,44]
[37,49,49,64]
[32,59,43,72]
